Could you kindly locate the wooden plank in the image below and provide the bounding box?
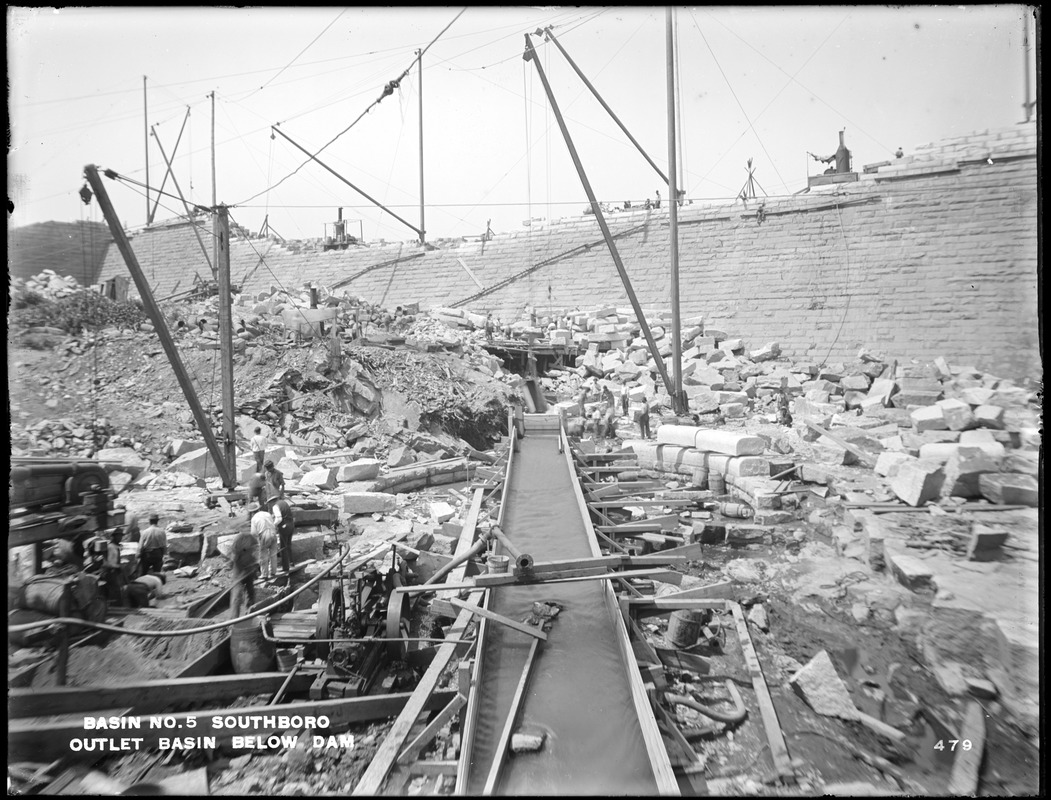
[352,596,482,796]
[455,613,489,794]
[564,426,680,796]
[730,602,794,781]
[482,638,541,795]
[590,499,697,509]
[434,487,486,612]
[947,701,986,796]
[472,567,683,588]
[520,553,694,573]
[657,580,735,601]
[10,691,457,762]
[405,760,459,777]
[804,422,877,467]
[396,693,467,765]
[597,514,682,532]
[448,598,547,641]
[630,598,730,612]
[9,672,314,718]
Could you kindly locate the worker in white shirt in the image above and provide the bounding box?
[251,507,279,580]
[250,426,268,473]
[127,572,166,608]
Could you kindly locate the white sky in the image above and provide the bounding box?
[8,5,1038,243]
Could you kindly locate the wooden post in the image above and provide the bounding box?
[216,207,237,487]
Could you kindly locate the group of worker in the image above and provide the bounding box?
[567,384,651,440]
[231,427,297,618]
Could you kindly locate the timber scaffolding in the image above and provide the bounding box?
[9,416,796,795]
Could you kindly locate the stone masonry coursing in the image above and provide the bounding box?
[95,123,1039,380]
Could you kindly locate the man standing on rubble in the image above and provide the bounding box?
[638,401,651,439]
[263,460,285,509]
[252,507,279,580]
[139,514,167,574]
[272,498,295,574]
[250,426,268,473]
[229,525,260,618]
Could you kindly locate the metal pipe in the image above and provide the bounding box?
[543,27,668,184]
[151,124,215,275]
[270,125,423,238]
[666,8,686,415]
[216,207,238,487]
[423,534,489,587]
[83,165,234,488]
[523,33,678,401]
[490,524,533,571]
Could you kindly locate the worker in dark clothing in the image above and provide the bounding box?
[102,527,128,605]
[272,498,295,574]
[620,388,630,417]
[139,515,167,574]
[638,402,651,439]
[485,312,495,342]
[247,472,266,515]
[263,460,285,509]
[229,528,260,618]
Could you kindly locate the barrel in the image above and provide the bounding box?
[488,555,510,574]
[667,610,704,649]
[708,473,725,496]
[230,621,275,674]
[717,502,753,519]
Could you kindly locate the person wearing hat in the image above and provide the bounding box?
[263,460,285,509]
[229,526,260,618]
[139,514,167,574]
[250,426,268,473]
[272,497,295,574]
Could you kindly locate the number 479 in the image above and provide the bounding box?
[934,739,972,751]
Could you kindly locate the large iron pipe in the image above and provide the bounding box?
[423,534,490,587]
[489,524,533,571]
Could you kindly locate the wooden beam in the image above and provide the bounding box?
[589,499,697,509]
[947,701,986,796]
[730,602,794,782]
[9,691,458,762]
[473,567,683,588]
[804,422,876,467]
[520,553,694,573]
[629,598,730,611]
[396,693,467,765]
[352,596,481,796]
[447,598,547,641]
[597,514,682,532]
[433,487,486,617]
[9,672,315,718]
[405,760,458,776]
[482,638,541,795]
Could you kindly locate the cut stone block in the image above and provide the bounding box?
[889,459,945,506]
[337,458,382,482]
[788,650,857,719]
[725,457,771,478]
[911,405,948,432]
[749,342,780,362]
[430,501,456,524]
[840,374,871,392]
[874,451,914,478]
[973,405,1005,429]
[978,473,1038,506]
[937,398,976,431]
[387,446,415,468]
[165,439,203,459]
[958,387,995,406]
[167,532,202,556]
[167,447,222,480]
[888,553,936,592]
[1001,452,1039,476]
[342,492,398,514]
[291,530,326,563]
[893,390,942,408]
[941,447,1003,498]
[301,467,338,490]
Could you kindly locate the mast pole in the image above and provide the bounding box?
[418,50,426,246]
[143,76,150,225]
[666,7,685,415]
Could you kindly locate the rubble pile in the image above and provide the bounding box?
[10,269,82,301]
[9,271,148,335]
